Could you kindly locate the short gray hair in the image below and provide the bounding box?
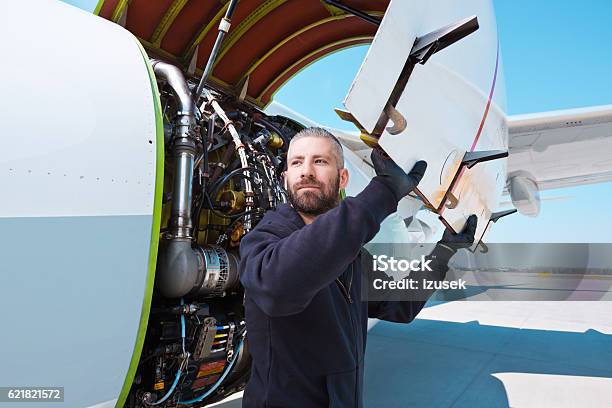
[289,127,344,169]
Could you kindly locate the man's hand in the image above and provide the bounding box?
[439,214,478,253]
[371,148,427,201]
[428,215,478,267]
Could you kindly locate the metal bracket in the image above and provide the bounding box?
[462,150,508,169]
[409,16,479,65]
[372,16,479,136]
[237,75,249,102]
[334,108,367,132]
[193,317,217,360]
[444,192,459,209]
[477,241,489,254]
[384,104,407,135]
[469,209,517,253]
[490,209,518,223]
[403,216,414,228]
[226,322,235,353]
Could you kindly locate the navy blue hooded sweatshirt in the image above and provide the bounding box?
[239,178,450,407]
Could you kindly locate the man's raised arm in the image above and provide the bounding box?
[239,150,427,317]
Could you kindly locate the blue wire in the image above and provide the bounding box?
[148,368,183,405]
[180,298,186,353]
[146,298,187,406]
[178,338,244,405]
[147,298,243,406]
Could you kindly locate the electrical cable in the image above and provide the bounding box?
[203,166,271,220]
[209,166,272,197]
[178,337,245,405]
[202,190,259,220]
[180,298,186,354]
[255,119,290,149]
[145,298,188,406]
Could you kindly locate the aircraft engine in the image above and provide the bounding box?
[127,60,302,407]
[508,172,541,217]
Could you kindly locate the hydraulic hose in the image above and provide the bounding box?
[178,338,245,405]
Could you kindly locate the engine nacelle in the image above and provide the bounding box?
[508,173,540,217]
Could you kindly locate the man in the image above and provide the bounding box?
[239,127,476,407]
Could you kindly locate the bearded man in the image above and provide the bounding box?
[239,127,476,407]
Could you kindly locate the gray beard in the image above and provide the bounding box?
[287,176,340,216]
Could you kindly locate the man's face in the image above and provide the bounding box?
[284,136,348,216]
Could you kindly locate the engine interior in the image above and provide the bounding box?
[125,59,303,408]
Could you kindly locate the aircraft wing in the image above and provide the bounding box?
[507,105,612,192]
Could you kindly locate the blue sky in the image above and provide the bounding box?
[273,0,612,243]
[62,0,98,12]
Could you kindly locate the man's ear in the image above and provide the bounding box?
[339,168,349,190]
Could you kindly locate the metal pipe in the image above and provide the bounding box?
[193,0,240,103]
[151,59,197,239]
[152,60,194,117]
[172,147,194,237]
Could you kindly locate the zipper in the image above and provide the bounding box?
[335,263,354,303]
[337,261,359,402]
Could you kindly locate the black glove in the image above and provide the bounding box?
[371,148,427,201]
[437,214,478,254]
[428,215,478,266]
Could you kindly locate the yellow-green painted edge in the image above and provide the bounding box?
[320,0,346,16]
[111,0,129,22]
[93,0,104,15]
[151,0,189,46]
[237,14,353,86]
[214,0,288,68]
[115,41,164,408]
